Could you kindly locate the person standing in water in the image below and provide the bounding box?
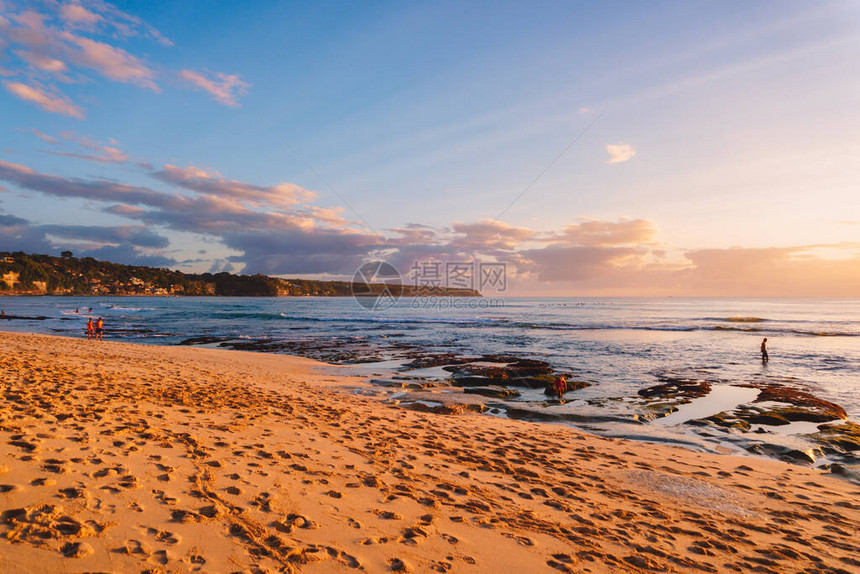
[95,317,104,341]
[554,376,567,403]
[761,337,769,362]
[86,318,94,340]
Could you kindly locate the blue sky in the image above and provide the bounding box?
[1,1,859,295]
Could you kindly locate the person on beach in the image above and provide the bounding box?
[87,318,94,340]
[761,337,769,362]
[95,317,104,341]
[554,376,566,403]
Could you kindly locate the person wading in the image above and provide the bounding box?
[555,376,567,403]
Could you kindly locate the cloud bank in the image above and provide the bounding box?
[1,153,857,296]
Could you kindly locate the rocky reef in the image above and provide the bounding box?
[639,374,858,472]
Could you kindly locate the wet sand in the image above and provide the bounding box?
[1,331,859,573]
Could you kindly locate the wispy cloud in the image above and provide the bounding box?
[177,69,250,107]
[27,127,59,144]
[46,131,130,163]
[0,1,246,116]
[14,49,68,73]
[61,33,158,91]
[3,80,84,118]
[58,3,104,29]
[605,143,637,164]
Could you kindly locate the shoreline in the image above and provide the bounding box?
[4,322,859,473]
[2,330,859,572]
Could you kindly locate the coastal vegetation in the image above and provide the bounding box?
[0,252,480,297]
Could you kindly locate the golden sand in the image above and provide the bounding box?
[1,331,858,573]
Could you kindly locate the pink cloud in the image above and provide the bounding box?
[0,3,254,115]
[28,128,59,144]
[62,34,158,91]
[450,220,536,251]
[606,143,637,164]
[153,164,312,207]
[58,3,104,28]
[14,50,68,73]
[178,69,249,106]
[551,218,657,247]
[3,80,84,118]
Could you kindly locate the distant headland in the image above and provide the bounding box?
[0,252,480,297]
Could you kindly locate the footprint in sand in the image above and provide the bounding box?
[60,541,95,558]
[388,557,413,572]
[31,477,57,487]
[116,538,150,557]
[441,533,458,545]
[399,526,428,546]
[149,549,169,565]
[502,533,534,547]
[143,526,181,544]
[362,536,391,545]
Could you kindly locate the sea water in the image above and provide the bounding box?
[2,296,858,421]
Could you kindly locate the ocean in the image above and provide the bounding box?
[2,296,859,465]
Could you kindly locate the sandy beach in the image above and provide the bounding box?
[1,331,858,573]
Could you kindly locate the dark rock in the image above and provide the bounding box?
[543,378,591,397]
[783,449,816,464]
[684,418,712,427]
[638,379,711,400]
[443,356,555,382]
[370,379,440,390]
[705,413,751,431]
[463,386,521,399]
[404,354,470,369]
[404,402,486,415]
[178,335,228,345]
[216,337,387,364]
[750,384,847,421]
[750,444,819,464]
[812,422,860,452]
[747,412,790,426]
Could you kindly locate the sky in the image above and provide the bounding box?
[1,0,858,296]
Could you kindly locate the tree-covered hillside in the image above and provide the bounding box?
[0,252,480,297]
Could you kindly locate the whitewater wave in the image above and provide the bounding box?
[205,311,506,326]
[708,326,857,337]
[510,321,857,337]
[105,305,156,312]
